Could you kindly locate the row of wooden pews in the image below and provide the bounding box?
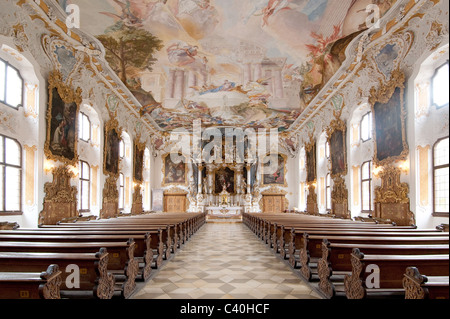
[243,212,449,300]
[0,212,206,299]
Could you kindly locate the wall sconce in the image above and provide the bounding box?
[68,165,79,178]
[399,160,410,173]
[373,165,384,177]
[44,159,55,174]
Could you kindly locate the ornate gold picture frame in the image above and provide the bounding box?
[162,153,188,187]
[306,140,317,184]
[326,118,348,178]
[44,70,82,166]
[213,166,237,195]
[262,153,288,188]
[133,138,146,183]
[370,69,409,166]
[103,118,122,177]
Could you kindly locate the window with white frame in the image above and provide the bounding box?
[431,62,449,109]
[119,140,125,159]
[0,57,24,109]
[0,135,22,214]
[119,173,125,210]
[79,112,91,142]
[360,112,373,142]
[326,173,332,211]
[79,161,90,212]
[361,161,373,213]
[433,137,449,216]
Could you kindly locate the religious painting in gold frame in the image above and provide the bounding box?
[306,140,317,183]
[103,118,122,178]
[214,167,237,195]
[326,118,348,178]
[162,153,188,186]
[44,70,82,166]
[262,153,288,187]
[370,70,409,166]
[133,139,146,183]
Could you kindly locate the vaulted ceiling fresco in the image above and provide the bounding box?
[59,0,396,132]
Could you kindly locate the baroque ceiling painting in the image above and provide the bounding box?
[60,0,396,132]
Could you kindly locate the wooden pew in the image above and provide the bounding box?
[403,267,449,299]
[344,249,449,299]
[317,240,450,299]
[0,231,159,277]
[33,226,172,265]
[0,222,20,230]
[0,239,139,298]
[0,248,115,299]
[0,264,62,299]
[281,226,439,262]
[299,234,449,281]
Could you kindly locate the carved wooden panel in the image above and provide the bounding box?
[262,195,285,213]
[164,195,187,213]
[38,166,78,226]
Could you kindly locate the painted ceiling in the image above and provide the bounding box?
[59,0,396,132]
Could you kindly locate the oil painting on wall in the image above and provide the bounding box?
[163,153,187,186]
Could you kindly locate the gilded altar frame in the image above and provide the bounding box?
[44,70,82,166]
[326,118,348,179]
[370,69,409,167]
[213,166,238,195]
[103,117,123,178]
[133,137,146,184]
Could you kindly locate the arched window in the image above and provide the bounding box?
[119,140,125,159]
[0,57,24,109]
[79,112,91,142]
[361,161,372,213]
[119,173,125,210]
[360,112,372,142]
[433,137,449,216]
[0,135,22,214]
[79,161,90,212]
[325,141,330,159]
[326,173,332,211]
[431,62,449,109]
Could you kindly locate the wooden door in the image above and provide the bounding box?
[164,195,186,213]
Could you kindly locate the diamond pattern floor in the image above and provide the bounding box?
[131,222,322,300]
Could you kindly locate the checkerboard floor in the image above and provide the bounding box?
[131,222,322,299]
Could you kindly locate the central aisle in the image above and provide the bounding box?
[132,222,322,299]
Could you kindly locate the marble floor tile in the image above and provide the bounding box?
[131,223,322,300]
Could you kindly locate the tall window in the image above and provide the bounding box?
[119,173,124,210]
[79,161,90,212]
[0,135,22,214]
[360,112,373,142]
[431,62,449,109]
[119,140,125,159]
[433,137,449,216]
[78,112,91,142]
[326,173,332,211]
[325,141,330,159]
[0,58,24,109]
[361,161,372,213]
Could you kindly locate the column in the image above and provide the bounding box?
[198,165,203,194]
[274,69,284,98]
[265,70,273,95]
[187,70,197,97]
[165,69,176,99]
[243,63,252,85]
[254,63,263,82]
[247,164,252,195]
[174,69,185,100]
